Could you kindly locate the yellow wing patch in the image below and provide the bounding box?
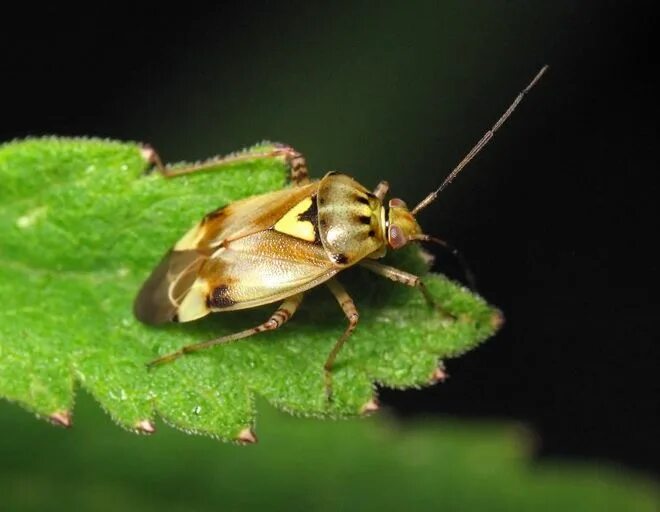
[273,197,317,242]
[176,277,211,322]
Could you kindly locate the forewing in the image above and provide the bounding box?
[174,183,318,252]
[176,230,338,321]
[135,182,326,324]
[133,249,206,325]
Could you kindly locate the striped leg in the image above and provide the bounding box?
[141,142,310,186]
[147,293,304,367]
[324,279,360,399]
[360,260,454,319]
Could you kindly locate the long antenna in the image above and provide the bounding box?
[411,65,548,215]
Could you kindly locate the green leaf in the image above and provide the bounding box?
[0,395,657,512]
[0,137,500,440]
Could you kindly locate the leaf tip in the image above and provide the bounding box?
[135,419,157,434]
[360,398,380,415]
[429,365,448,384]
[491,310,505,331]
[236,427,258,444]
[139,144,158,165]
[48,410,72,428]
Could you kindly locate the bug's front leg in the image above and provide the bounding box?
[359,260,454,319]
[141,142,310,186]
[324,278,360,400]
[147,293,304,367]
[372,181,389,200]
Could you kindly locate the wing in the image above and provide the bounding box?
[135,183,322,325]
[134,189,339,324]
[175,230,338,322]
[133,249,205,324]
[174,182,319,252]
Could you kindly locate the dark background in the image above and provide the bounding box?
[2,2,657,474]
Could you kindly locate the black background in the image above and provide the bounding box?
[1,2,657,474]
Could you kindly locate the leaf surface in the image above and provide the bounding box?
[0,138,500,440]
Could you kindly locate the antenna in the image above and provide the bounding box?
[411,65,548,215]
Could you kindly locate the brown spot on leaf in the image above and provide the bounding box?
[491,310,505,330]
[135,419,156,434]
[429,366,448,383]
[237,427,258,444]
[49,410,72,428]
[360,398,380,415]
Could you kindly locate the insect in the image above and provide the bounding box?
[135,66,547,397]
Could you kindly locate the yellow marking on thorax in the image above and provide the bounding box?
[273,197,316,242]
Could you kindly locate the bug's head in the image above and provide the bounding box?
[386,198,423,250]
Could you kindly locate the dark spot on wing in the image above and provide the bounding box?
[207,284,236,308]
[356,196,370,205]
[332,253,349,265]
[357,215,371,225]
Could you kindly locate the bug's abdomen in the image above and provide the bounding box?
[316,172,386,265]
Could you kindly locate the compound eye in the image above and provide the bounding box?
[388,224,407,249]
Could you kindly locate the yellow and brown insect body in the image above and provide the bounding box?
[136,172,392,326]
[136,66,548,398]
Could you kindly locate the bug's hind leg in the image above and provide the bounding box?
[147,293,304,368]
[141,142,310,186]
[359,260,454,319]
[324,279,360,400]
[272,143,310,186]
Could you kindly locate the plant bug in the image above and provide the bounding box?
[135,66,547,397]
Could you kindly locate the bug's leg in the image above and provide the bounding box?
[141,143,310,186]
[147,293,304,367]
[274,143,310,186]
[359,260,454,318]
[372,181,389,200]
[324,278,360,400]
